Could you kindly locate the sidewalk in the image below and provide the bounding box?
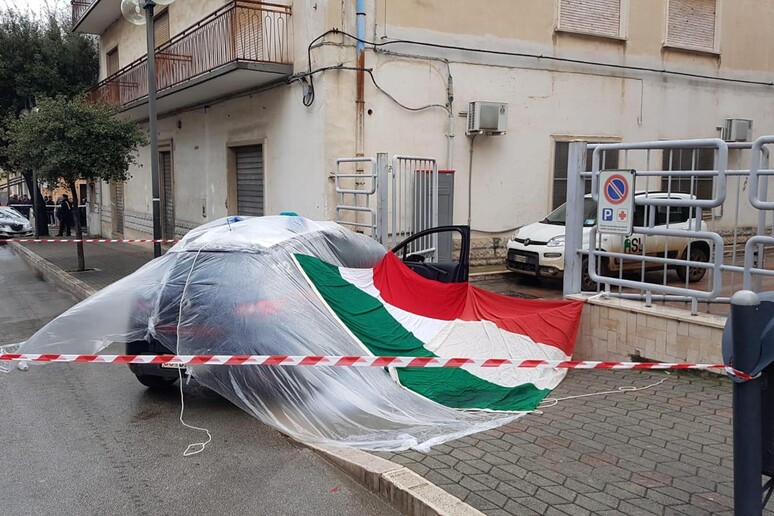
[8,241,766,515]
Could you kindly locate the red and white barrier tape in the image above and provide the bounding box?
[6,239,179,244]
[0,354,750,380]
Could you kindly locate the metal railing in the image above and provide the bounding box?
[564,137,774,314]
[388,156,439,257]
[71,0,95,27]
[86,1,291,107]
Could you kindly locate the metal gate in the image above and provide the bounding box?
[235,145,264,216]
[563,137,774,314]
[159,150,175,239]
[332,153,439,258]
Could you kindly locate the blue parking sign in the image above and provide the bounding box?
[602,208,613,222]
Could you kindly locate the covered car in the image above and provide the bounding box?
[16,215,581,451]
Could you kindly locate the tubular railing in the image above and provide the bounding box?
[71,0,95,27]
[87,1,291,107]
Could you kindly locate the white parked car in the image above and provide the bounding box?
[0,206,33,241]
[505,192,711,290]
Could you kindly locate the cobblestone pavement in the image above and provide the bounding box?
[379,369,772,516]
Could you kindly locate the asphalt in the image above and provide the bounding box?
[5,239,771,515]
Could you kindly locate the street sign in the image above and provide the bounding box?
[597,170,635,235]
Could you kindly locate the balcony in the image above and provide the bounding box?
[71,0,122,34]
[86,1,293,120]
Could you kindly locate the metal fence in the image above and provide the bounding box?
[87,1,291,107]
[332,153,439,257]
[563,137,774,314]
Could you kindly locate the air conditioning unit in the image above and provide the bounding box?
[721,118,753,142]
[466,101,507,136]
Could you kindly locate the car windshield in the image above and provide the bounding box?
[543,199,597,227]
[0,207,26,221]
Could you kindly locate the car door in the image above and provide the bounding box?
[392,226,471,283]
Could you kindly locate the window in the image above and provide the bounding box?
[106,46,119,76]
[666,0,718,53]
[661,148,715,200]
[552,141,620,210]
[154,10,170,47]
[557,0,624,39]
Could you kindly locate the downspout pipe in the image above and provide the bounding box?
[355,0,366,158]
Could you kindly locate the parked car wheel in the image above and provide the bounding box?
[676,246,709,283]
[581,257,608,292]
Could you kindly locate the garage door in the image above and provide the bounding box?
[236,145,264,216]
[111,181,124,236]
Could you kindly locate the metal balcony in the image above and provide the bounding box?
[71,0,121,34]
[86,1,293,120]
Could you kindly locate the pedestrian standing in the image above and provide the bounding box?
[56,194,73,237]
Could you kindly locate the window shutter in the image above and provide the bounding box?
[106,47,119,76]
[667,0,716,51]
[559,0,621,38]
[154,10,170,47]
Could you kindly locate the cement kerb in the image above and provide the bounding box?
[7,242,96,301]
[9,241,482,516]
[306,442,484,516]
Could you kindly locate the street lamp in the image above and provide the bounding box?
[121,0,175,258]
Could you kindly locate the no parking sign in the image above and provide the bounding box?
[597,170,635,235]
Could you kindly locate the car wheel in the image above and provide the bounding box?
[676,247,709,283]
[581,258,607,292]
[133,374,178,390]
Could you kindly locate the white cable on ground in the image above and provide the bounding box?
[536,373,670,410]
[175,248,212,457]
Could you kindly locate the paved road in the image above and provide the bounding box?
[0,247,397,516]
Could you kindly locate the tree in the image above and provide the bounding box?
[0,7,98,236]
[6,97,147,271]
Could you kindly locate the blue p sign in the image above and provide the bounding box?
[602,208,613,222]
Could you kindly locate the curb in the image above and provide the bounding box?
[306,443,483,516]
[10,242,480,516]
[8,242,96,300]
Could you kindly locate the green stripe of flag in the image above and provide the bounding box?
[296,254,550,411]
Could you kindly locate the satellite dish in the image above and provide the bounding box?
[121,0,145,26]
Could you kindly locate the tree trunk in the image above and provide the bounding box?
[69,182,85,272]
[22,172,49,237]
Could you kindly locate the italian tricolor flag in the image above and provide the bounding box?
[295,252,584,412]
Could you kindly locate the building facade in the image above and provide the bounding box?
[73,0,774,261]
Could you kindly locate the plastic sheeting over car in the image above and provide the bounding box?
[16,216,526,451]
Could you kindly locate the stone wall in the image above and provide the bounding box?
[567,295,726,364]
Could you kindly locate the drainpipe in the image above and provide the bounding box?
[446,70,454,171]
[356,0,366,158]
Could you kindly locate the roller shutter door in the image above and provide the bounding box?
[236,145,264,216]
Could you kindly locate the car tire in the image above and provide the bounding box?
[676,246,709,283]
[133,374,178,390]
[581,257,607,292]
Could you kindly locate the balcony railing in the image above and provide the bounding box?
[71,0,96,27]
[87,1,291,108]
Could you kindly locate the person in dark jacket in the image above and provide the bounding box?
[56,194,73,237]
